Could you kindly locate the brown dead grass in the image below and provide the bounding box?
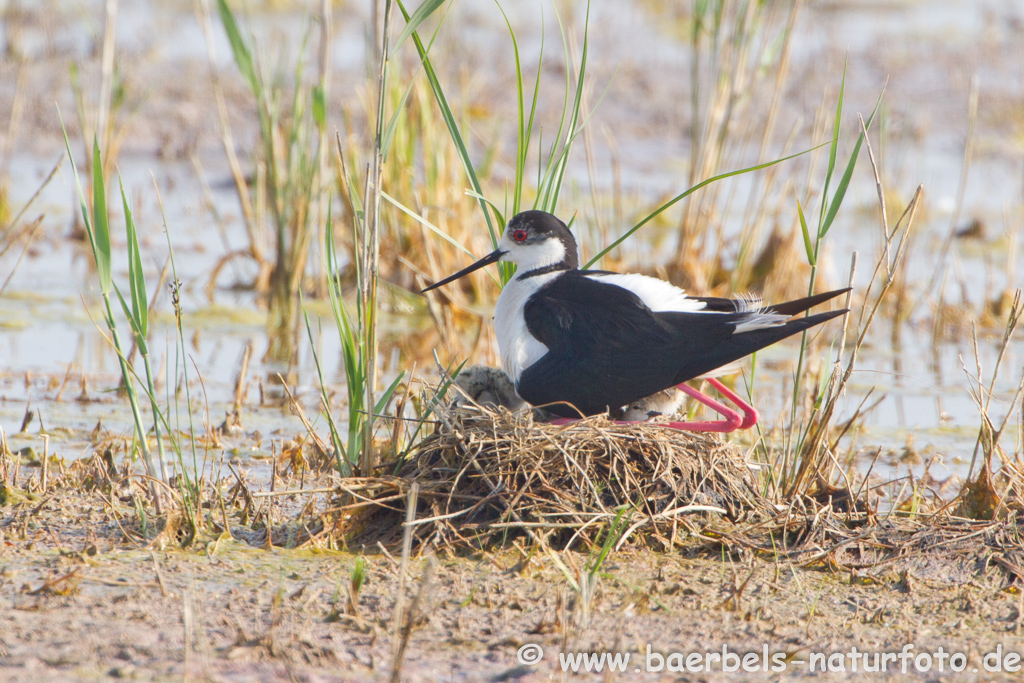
[340,404,772,553]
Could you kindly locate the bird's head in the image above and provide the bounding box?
[421,210,579,293]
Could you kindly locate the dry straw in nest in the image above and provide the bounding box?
[342,403,773,552]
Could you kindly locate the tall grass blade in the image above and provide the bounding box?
[543,1,589,212]
[797,199,814,266]
[154,177,203,484]
[112,286,140,345]
[393,0,445,52]
[312,85,327,130]
[323,202,371,469]
[397,357,465,470]
[303,306,347,473]
[819,89,885,239]
[395,0,499,247]
[382,20,445,161]
[374,373,406,416]
[216,0,259,94]
[382,190,481,260]
[584,145,825,269]
[90,138,112,294]
[817,59,846,229]
[62,121,165,495]
[381,86,415,162]
[495,1,542,218]
[119,177,148,340]
[588,505,630,575]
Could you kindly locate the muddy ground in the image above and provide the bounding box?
[2,467,1024,683]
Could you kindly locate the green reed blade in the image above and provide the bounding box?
[382,190,480,259]
[90,138,112,295]
[119,176,147,339]
[393,0,445,52]
[374,371,406,415]
[312,85,327,130]
[495,0,541,218]
[216,0,259,95]
[303,304,347,471]
[113,284,147,356]
[545,1,589,211]
[383,18,444,161]
[797,198,814,266]
[584,143,826,269]
[820,86,885,240]
[817,58,846,229]
[395,0,498,247]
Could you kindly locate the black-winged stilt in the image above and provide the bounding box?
[422,210,848,432]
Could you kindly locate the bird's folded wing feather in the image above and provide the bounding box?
[520,273,749,411]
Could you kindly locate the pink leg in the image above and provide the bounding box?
[664,378,759,432]
[548,378,758,433]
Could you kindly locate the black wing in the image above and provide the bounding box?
[518,273,846,417]
[519,273,680,416]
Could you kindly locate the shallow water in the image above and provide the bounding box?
[1,0,1021,482]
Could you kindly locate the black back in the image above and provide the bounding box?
[518,272,846,417]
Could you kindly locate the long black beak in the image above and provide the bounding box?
[420,249,505,293]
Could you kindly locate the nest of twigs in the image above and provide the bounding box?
[342,403,773,551]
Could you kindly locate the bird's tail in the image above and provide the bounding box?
[673,306,849,385]
[765,287,851,317]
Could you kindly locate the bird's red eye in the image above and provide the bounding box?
[512,230,528,242]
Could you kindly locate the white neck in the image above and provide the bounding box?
[499,233,573,276]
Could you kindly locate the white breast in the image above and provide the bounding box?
[494,272,557,383]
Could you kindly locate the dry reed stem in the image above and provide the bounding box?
[785,185,923,500]
[193,0,266,274]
